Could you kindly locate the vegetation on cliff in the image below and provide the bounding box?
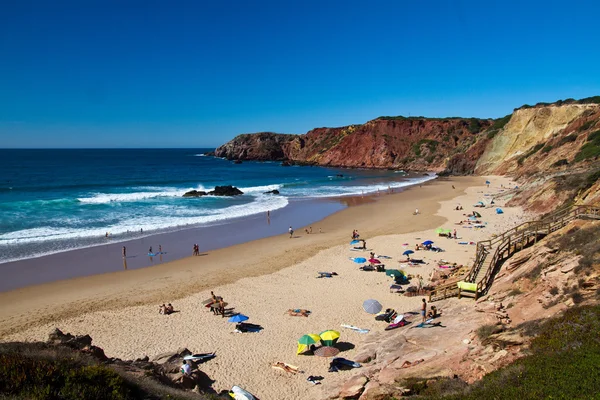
[0,342,209,400]
[398,305,600,399]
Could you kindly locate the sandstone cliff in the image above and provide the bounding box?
[215,117,494,173]
[213,99,600,179]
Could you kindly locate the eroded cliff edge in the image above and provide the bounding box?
[213,98,600,179]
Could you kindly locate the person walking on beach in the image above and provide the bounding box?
[122,246,126,258]
[289,226,294,238]
[421,298,427,322]
[149,246,153,254]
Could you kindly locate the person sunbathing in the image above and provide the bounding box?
[427,305,440,319]
[401,359,425,368]
[159,304,167,314]
[287,309,311,317]
[165,303,174,315]
[273,362,298,374]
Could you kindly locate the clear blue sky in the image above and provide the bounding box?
[1,0,600,148]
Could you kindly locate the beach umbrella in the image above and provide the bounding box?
[351,257,367,264]
[435,228,445,234]
[368,258,381,264]
[297,333,322,355]
[298,334,321,345]
[422,240,434,245]
[319,330,340,346]
[363,299,383,314]
[350,239,360,245]
[228,314,249,323]
[314,346,340,358]
[385,269,403,277]
[402,250,414,256]
[485,180,490,185]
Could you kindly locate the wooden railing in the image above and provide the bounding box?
[429,204,600,302]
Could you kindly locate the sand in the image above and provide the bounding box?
[0,175,528,400]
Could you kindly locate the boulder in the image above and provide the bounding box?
[339,374,368,399]
[281,161,292,167]
[233,160,243,164]
[264,189,280,195]
[183,190,207,197]
[208,185,244,196]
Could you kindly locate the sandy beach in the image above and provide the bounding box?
[1,175,528,399]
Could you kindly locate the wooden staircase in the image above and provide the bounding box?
[429,203,600,302]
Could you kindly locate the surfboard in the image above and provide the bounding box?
[230,386,256,400]
[341,324,370,334]
[183,352,216,362]
[148,252,156,256]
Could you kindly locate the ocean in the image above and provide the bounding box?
[0,148,435,266]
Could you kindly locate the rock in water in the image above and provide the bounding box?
[208,186,244,196]
[183,190,207,197]
[264,189,280,194]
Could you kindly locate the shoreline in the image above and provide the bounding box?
[1,176,458,336]
[1,175,527,399]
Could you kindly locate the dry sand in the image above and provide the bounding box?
[1,175,528,400]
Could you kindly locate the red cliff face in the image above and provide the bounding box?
[215,117,493,172]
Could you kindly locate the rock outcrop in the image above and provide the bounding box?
[183,186,244,197]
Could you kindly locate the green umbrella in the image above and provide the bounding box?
[385,269,404,277]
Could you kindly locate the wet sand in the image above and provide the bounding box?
[0,176,528,399]
[1,198,345,292]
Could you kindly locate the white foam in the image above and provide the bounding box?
[77,185,209,204]
[0,194,289,246]
[285,175,437,198]
[238,184,282,193]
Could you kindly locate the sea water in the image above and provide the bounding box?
[0,149,435,264]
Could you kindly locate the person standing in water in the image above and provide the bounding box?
[122,246,126,258]
[288,226,293,238]
[149,246,153,254]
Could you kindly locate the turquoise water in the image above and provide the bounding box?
[0,149,434,263]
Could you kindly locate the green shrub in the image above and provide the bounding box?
[541,144,553,153]
[0,354,133,400]
[551,159,568,167]
[517,143,545,165]
[585,169,600,188]
[468,118,482,133]
[490,114,512,131]
[412,139,439,156]
[578,120,595,132]
[476,324,500,340]
[508,288,523,296]
[575,130,600,162]
[549,286,559,296]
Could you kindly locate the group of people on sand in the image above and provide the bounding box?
[209,291,227,317]
[352,229,360,239]
[159,303,174,315]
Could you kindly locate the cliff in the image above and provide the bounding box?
[215,117,494,173]
[213,99,600,179]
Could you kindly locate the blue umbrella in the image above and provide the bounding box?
[402,250,414,256]
[485,180,490,185]
[228,314,249,323]
[422,240,434,245]
[352,257,367,263]
[350,239,360,245]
